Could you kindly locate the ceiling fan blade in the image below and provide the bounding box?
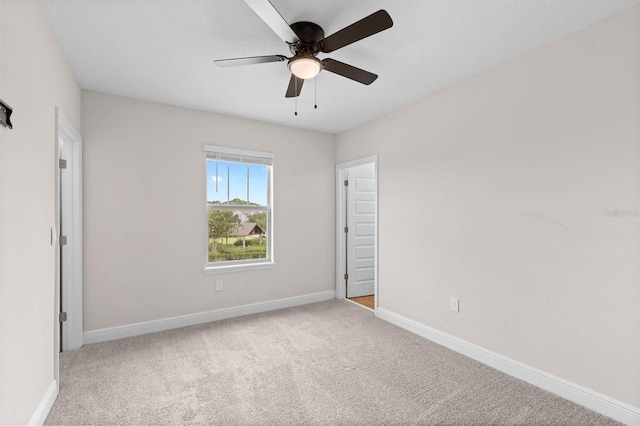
[319,10,393,53]
[244,0,299,44]
[214,55,287,67]
[322,59,378,85]
[285,74,304,98]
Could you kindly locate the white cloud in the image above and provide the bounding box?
[211,176,223,183]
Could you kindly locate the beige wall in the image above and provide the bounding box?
[81,91,335,331]
[337,6,640,407]
[0,0,81,423]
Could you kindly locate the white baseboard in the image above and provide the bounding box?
[376,308,640,426]
[84,291,335,345]
[28,380,57,425]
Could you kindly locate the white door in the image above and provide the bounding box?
[346,163,376,298]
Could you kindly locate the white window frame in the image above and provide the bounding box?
[203,144,275,274]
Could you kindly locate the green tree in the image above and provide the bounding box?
[207,198,260,206]
[208,210,241,254]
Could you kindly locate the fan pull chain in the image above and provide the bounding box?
[294,78,298,116]
[314,77,317,109]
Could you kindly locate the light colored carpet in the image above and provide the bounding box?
[46,300,619,425]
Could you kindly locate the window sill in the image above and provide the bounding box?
[203,261,275,275]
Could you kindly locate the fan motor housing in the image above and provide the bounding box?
[289,21,324,54]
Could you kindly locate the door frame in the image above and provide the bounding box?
[335,155,378,308]
[54,107,83,384]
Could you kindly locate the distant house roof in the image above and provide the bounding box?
[233,222,264,237]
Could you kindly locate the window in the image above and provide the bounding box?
[203,145,274,273]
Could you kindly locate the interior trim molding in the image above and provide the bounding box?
[84,291,335,345]
[56,107,84,352]
[376,308,640,426]
[28,380,57,425]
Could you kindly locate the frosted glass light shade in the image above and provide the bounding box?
[289,56,321,80]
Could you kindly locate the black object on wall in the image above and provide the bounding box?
[0,98,13,129]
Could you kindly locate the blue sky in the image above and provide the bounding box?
[207,160,268,206]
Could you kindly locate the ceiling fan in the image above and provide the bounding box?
[214,0,393,98]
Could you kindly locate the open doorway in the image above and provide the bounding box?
[336,156,378,311]
[54,108,83,384]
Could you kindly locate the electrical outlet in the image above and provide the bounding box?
[450,297,459,313]
[215,281,223,292]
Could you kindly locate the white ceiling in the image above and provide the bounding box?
[38,0,640,134]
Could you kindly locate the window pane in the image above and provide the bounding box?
[207,160,268,206]
[249,165,268,206]
[208,208,269,262]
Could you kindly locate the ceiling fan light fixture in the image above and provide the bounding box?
[289,56,322,80]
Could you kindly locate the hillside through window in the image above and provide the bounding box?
[204,145,273,271]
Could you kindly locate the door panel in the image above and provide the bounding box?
[355,199,375,214]
[346,163,376,298]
